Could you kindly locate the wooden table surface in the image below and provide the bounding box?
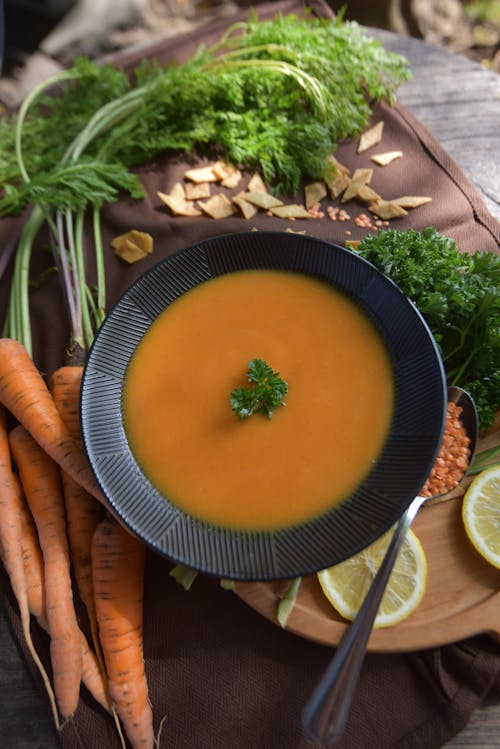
[1,26,499,749]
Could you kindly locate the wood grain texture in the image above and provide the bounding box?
[0,27,499,749]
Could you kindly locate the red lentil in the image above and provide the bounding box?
[420,401,471,498]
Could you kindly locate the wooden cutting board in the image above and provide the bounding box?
[235,420,500,652]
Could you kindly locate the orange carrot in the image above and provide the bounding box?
[50,367,102,656]
[17,489,110,713]
[0,405,59,728]
[0,339,101,500]
[9,424,83,719]
[92,516,154,749]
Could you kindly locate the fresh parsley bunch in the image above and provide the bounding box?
[355,227,500,430]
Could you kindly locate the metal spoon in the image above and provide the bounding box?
[301,386,478,748]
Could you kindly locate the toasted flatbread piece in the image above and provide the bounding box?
[233,192,258,219]
[111,230,153,264]
[305,181,327,209]
[270,204,312,219]
[392,195,433,208]
[157,186,202,216]
[198,193,237,219]
[241,191,284,210]
[341,168,374,202]
[326,171,351,199]
[247,173,268,193]
[370,150,403,166]
[358,121,384,153]
[355,184,382,203]
[326,154,350,177]
[184,165,220,183]
[212,162,242,189]
[369,200,408,219]
[185,181,211,200]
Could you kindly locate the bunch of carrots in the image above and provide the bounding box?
[0,337,157,748]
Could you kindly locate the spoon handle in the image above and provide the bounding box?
[301,495,425,747]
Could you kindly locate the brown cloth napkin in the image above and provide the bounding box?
[1,1,500,747]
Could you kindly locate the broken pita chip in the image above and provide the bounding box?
[233,192,258,219]
[221,169,242,189]
[351,168,373,185]
[326,154,350,175]
[270,204,312,219]
[368,200,408,219]
[198,193,237,219]
[285,228,307,234]
[391,195,433,208]
[157,188,202,216]
[111,230,153,264]
[341,168,374,202]
[211,161,242,188]
[185,181,211,200]
[247,173,268,194]
[184,165,220,183]
[325,170,350,199]
[241,191,284,210]
[304,181,327,209]
[370,150,403,166]
[355,184,382,203]
[358,121,384,153]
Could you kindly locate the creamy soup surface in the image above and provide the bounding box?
[123,269,394,530]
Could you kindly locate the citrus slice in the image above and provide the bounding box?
[462,464,500,569]
[317,528,427,628]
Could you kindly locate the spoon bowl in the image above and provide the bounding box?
[301,385,478,748]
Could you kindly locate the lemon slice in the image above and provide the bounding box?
[317,528,427,628]
[462,464,500,569]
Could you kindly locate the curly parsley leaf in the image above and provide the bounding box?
[230,358,288,420]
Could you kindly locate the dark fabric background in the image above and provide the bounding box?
[0,1,499,747]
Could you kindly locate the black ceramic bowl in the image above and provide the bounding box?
[80,231,447,580]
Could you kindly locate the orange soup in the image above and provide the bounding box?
[123,270,394,530]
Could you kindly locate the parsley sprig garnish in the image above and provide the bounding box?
[230,359,288,420]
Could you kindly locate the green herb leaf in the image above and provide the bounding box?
[230,358,288,420]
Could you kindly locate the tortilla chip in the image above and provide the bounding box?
[111,230,153,264]
[358,121,384,153]
[233,192,258,219]
[391,195,433,208]
[368,200,408,219]
[305,181,327,209]
[184,165,220,183]
[157,187,202,216]
[345,239,361,250]
[370,150,403,166]
[241,191,283,210]
[247,173,268,194]
[185,181,211,200]
[270,204,312,219]
[198,193,237,219]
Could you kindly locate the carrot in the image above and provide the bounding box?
[9,424,83,719]
[17,489,110,713]
[0,338,101,500]
[92,516,154,749]
[50,367,102,660]
[0,405,59,728]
